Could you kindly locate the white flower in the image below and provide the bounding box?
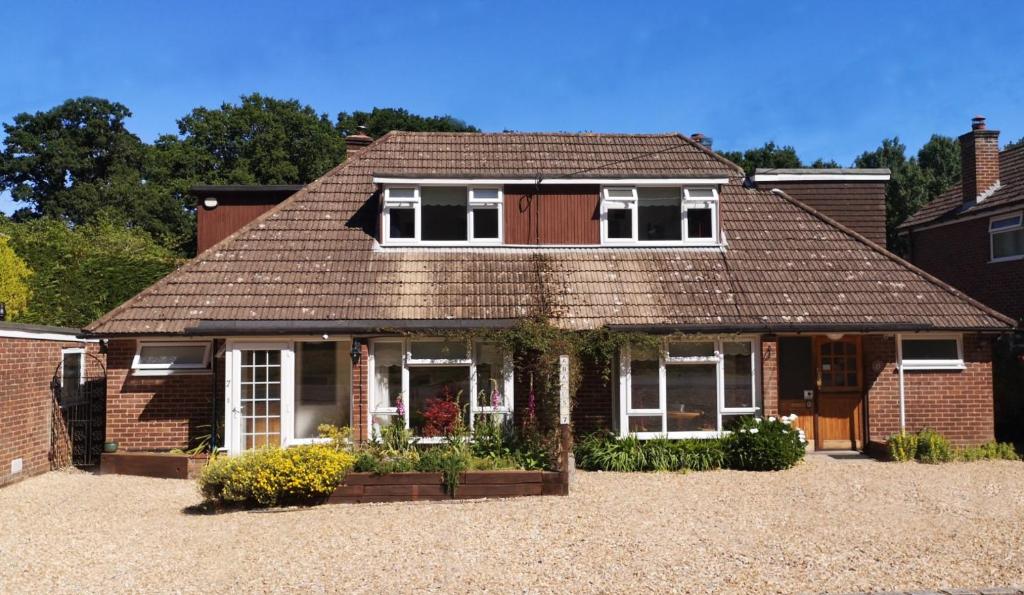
[768,416,777,422]
[781,418,792,425]
[754,417,761,423]
[749,428,759,434]
[799,437,807,444]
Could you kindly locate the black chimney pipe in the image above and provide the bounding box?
[0,302,6,322]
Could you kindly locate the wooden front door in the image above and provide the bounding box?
[813,336,864,450]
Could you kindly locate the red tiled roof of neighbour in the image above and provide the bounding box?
[900,143,1024,229]
[86,132,1014,335]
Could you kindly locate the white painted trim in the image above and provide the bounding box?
[900,203,1024,234]
[753,173,891,182]
[0,329,96,342]
[373,177,731,186]
[375,243,728,251]
[896,333,906,432]
[989,210,1024,262]
[60,348,85,387]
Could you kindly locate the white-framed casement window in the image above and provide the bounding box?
[131,341,211,375]
[601,186,719,245]
[619,337,759,438]
[898,334,965,371]
[990,211,1024,262]
[382,185,503,245]
[369,337,514,441]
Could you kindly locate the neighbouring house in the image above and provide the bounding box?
[899,116,1024,324]
[0,321,103,486]
[898,115,1024,443]
[194,184,302,253]
[84,131,1015,459]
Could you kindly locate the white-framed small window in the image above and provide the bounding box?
[601,187,638,243]
[132,341,212,375]
[990,211,1024,262]
[468,186,503,242]
[60,348,86,403]
[898,334,964,371]
[369,337,514,441]
[619,337,759,438]
[601,186,719,246]
[382,186,420,243]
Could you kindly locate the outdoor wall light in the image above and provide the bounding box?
[350,338,363,364]
[202,197,218,209]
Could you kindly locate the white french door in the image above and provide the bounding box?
[227,343,294,454]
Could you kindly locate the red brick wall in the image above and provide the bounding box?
[570,355,614,436]
[863,334,994,448]
[351,341,369,443]
[761,337,779,416]
[908,218,1024,322]
[105,338,222,451]
[0,335,101,486]
[960,129,1001,202]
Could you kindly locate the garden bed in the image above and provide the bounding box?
[100,452,209,480]
[329,470,567,503]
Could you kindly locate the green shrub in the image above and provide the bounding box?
[642,437,681,471]
[887,432,919,462]
[354,450,419,474]
[915,428,954,464]
[675,439,725,472]
[575,433,647,472]
[416,442,472,494]
[956,441,1020,462]
[723,416,806,471]
[198,445,355,507]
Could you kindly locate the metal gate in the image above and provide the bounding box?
[51,352,107,467]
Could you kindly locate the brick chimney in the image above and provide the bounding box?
[959,115,1000,204]
[345,125,373,158]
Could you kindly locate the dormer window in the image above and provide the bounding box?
[601,186,719,245]
[382,185,503,245]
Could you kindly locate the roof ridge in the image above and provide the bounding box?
[673,132,745,176]
[86,136,387,334]
[767,187,1016,328]
[385,130,684,137]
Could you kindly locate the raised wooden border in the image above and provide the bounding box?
[100,452,209,480]
[329,470,568,503]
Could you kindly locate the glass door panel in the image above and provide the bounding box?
[239,349,282,449]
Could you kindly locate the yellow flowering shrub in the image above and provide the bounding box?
[199,445,355,507]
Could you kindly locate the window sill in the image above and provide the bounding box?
[628,431,726,440]
[901,362,966,371]
[989,255,1024,264]
[131,369,213,377]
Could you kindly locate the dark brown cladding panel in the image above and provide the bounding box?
[768,181,887,246]
[197,199,282,253]
[504,185,599,245]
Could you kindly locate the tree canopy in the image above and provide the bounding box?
[336,107,478,139]
[719,141,838,176]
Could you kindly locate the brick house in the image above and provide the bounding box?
[85,131,1014,457]
[0,322,102,486]
[899,116,1024,324]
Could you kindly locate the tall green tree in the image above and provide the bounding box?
[0,97,192,247]
[1,216,181,327]
[155,93,347,187]
[336,107,478,138]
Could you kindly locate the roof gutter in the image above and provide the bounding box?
[604,323,1011,334]
[183,319,521,336]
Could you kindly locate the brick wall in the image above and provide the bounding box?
[959,128,1001,202]
[105,338,221,451]
[351,340,369,443]
[863,334,994,448]
[571,355,614,436]
[908,218,1024,322]
[0,335,101,486]
[761,337,779,417]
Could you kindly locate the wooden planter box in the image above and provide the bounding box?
[329,470,568,503]
[100,452,209,480]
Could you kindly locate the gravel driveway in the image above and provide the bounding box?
[1,455,1023,594]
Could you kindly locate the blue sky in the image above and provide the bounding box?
[2,0,1023,214]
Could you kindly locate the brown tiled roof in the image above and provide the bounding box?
[87,132,1013,335]
[900,143,1024,229]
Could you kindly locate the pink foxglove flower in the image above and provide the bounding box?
[490,380,502,409]
[396,394,405,417]
[527,386,537,422]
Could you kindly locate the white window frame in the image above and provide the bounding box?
[618,337,760,439]
[600,185,720,246]
[382,186,421,244]
[131,341,212,376]
[468,186,504,243]
[898,333,965,371]
[382,185,505,246]
[368,337,515,442]
[60,348,85,388]
[989,211,1024,262]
